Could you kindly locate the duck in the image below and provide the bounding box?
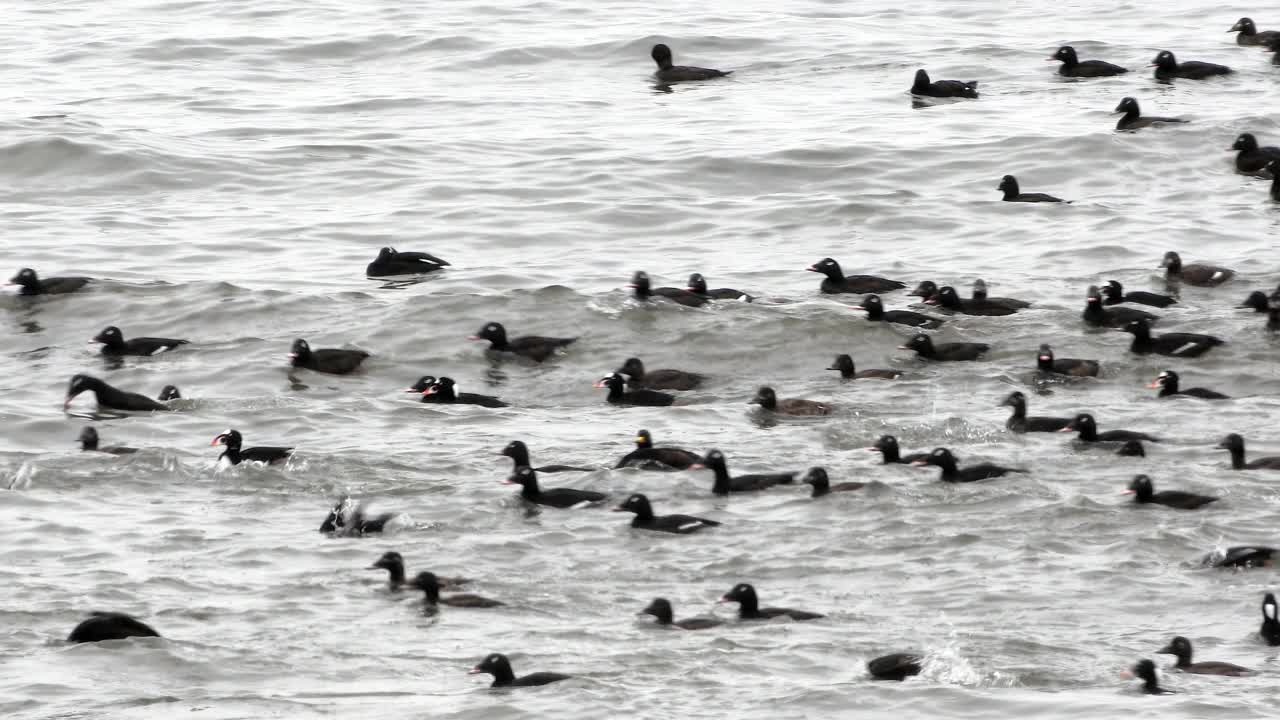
[1151,50,1231,80]
[719,583,824,621]
[802,467,865,497]
[364,246,449,276]
[867,653,923,681]
[288,339,368,375]
[64,374,167,412]
[1102,280,1176,308]
[909,69,978,98]
[66,612,160,643]
[1001,391,1072,433]
[909,280,939,301]
[928,285,1016,316]
[157,385,182,401]
[694,449,794,496]
[1049,45,1127,76]
[911,447,1027,483]
[1123,319,1224,358]
[90,326,188,356]
[1200,546,1275,569]
[641,598,723,629]
[1124,474,1217,510]
[1124,659,1173,694]
[614,357,704,391]
[8,267,90,296]
[500,440,593,474]
[1083,286,1158,328]
[629,270,706,308]
[78,427,137,455]
[319,498,395,536]
[613,429,701,470]
[503,467,606,509]
[594,372,675,406]
[998,175,1066,203]
[900,333,989,361]
[1060,413,1160,443]
[420,377,508,407]
[1157,636,1250,675]
[1230,133,1280,174]
[1161,251,1234,286]
[1113,97,1188,131]
[1216,434,1280,470]
[1148,370,1228,399]
[686,273,753,302]
[807,257,904,294]
[1036,344,1100,377]
[469,653,569,688]
[828,354,902,380]
[750,386,832,416]
[868,435,929,465]
[211,429,293,466]
[369,551,469,590]
[469,322,576,362]
[411,572,503,610]
[1262,593,1280,646]
[971,279,1031,309]
[1229,17,1279,45]
[853,294,943,328]
[1270,160,1280,201]
[612,493,720,534]
[1239,291,1271,313]
[651,43,731,84]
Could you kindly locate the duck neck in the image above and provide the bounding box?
[710,463,733,495]
[650,605,673,624]
[879,445,900,463]
[809,480,830,497]
[386,562,405,585]
[1228,446,1245,470]
[221,446,242,464]
[863,304,883,320]
[606,382,624,402]
[935,459,959,481]
[1007,401,1027,420]
[736,593,760,618]
[489,662,516,686]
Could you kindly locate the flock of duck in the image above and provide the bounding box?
[14,18,1280,696]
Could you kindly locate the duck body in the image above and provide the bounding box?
[1036,345,1100,377]
[900,333,989,361]
[808,257,904,294]
[470,322,576,362]
[829,354,902,380]
[470,653,569,688]
[614,430,701,470]
[67,612,160,643]
[1051,46,1127,76]
[1124,320,1223,358]
[595,373,674,406]
[1102,281,1176,308]
[615,357,704,391]
[613,493,719,534]
[212,429,293,465]
[912,448,1026,483]
[696,450,794,496]
[9,268,90,295]
[1002,391,1072,433]
[505,467,606,509]
[1151,50,1231,80]
[421,377,507,407]
[651,43,731,83]
[1113,97,1188,131]
[65,374,167,412]
[1125,475,1217,510]
[288,339,368,375]
[365,247,448,276]
[868,653,923,681]
[910,69,978,98]
[720,583,824,621]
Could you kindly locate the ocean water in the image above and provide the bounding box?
[3,1,1280,718]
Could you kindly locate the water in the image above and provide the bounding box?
[3,1,1280,717]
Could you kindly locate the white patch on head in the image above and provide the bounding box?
[1173,342,1199,355]
[486,324,498,332]
[932,449,945,457]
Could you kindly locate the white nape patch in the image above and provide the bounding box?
[1173,342,1199,355]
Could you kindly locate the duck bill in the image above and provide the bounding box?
[421,387,439,396]
[1145,381,1162,389]
[1037,355,1052,362]
[286,352,298,359]
[689,463,705,470]
[610,506,626,512]
[210,435,226,446]
[909,459,929,466]
[1156,644,1175,654]
[850,306,866,311]
[865,447,882,453]
[591,380,608,388]
[466,667,483,675]
[466,335,481,341]
[896,345,912,350]
[1057,426,1076,433]
[1120,489,1136,495]
[805,266,820,273]
[716,596,731,603]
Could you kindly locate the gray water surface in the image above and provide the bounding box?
[3,2,1280,718]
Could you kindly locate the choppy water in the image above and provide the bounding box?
[4,1,1280,718]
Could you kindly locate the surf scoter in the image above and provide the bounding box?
[1050,45,1127,76]
[854,294,943,328]
[1001,391,1072,432]
[365,246,449,276]
[642,598,723,629]
[613,493,720,534]
[868,435,929,465]
[211,429,292,465]
[1036,344,1100,377]
[802,467,865,497]
[500,440,593,473]
[1148,370,1228,399]
[594,372,675,406]
[67,612,160,643]
[65,374,167,412]
[750,386,831,416]
[687,272,753,302]
[421,377,508,407]
[1113,97,1188,131]
[909,69,977,98]
[1151,50,1231,80]
[829,354,902,380]
[614,429,701,470]
[9,267,90,296]
[288,339,368,375]
[1124,474,1217,509]
[1123,319,1223,358]
[630,270,707,308]
[900,334,989,361]
[998,175,1066,203]
[1216,434,1280,470]
[412,572,503,610]
[693,449,794,495]
[1102,280,1176,308]
[469,653,569,688]
[1060,413,1159,443]
[1157,636,1250,675]
[78,427,137,455]
[808,257,904,294]
[615,357,704,391]
[470,322,576,362]
[1161,251,1234,286]
[912,448,1027,483]
[503,467,606,509]
[651,43,731,83]
[719,583,824,621]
